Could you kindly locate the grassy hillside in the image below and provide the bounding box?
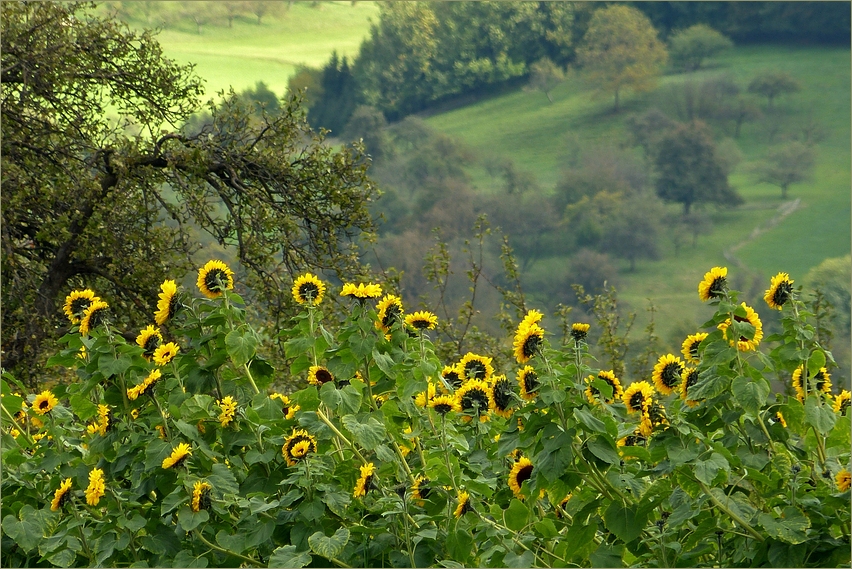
[425,45,851,348]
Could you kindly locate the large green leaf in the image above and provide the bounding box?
[225,329,257,367]
[2,506,42,552]
[268,546,312,568]
[603,501,647,543]
[341,413,386,450]
[731,376,769,416]
[308,528,349,560]
[804,395,836,435]
[758,506,811,544]
[505,499,529,532]
[693,452,729,485]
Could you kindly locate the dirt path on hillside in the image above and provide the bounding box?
[723,198,802,269]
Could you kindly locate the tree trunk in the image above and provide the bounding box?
[546,91,553,104]
[781,183,789,199]
[614,88,620,112]
[683,201,692,215]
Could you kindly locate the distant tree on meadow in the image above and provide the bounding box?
[668,24,733,71]
[754,141,816,199]
[748,71,801,110]
[526,57,565,103]
[576,4,668,112]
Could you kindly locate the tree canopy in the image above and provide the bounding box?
[1,1,376,384]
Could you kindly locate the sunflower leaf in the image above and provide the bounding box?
[225,330,257,367]
[804,395,836,435]
[603,501,647,543]
[341,413,386,451]
[269,545,312,568]
[731,376,769,416]
[308,528,349,560]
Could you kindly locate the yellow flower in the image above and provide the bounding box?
[340,282,383,300]
[197,260,234,299]
[405,311,438,331]
[698,266,727,301]
[191,481,212,513]
[270,393,299,419]
[458,352,494,383]
[585,370,624,405]
[414,381,437,407]
[292,273,326,306]
[517,365,540,401]
[412,475,430,505]
[508,457,534,498]
[680,368,701,407]
[162,442,192,469]
[153,342,179,366]
[154,280,179,326]
[376,294,404,333]
[32,390,58,415]
[88,404,112,436]
[456,379,494,420]
[136,325,163,360]
[775,411,787,428]
[681,333,708,365]
[440,364,462,391]
[833,390,850,414]
[63,289,100,324]
[836,469,851,492]
[570,322,590,343]
[623,381,655,414]
[717,303,763,352]
[282,429,317,466]
[85,468,105,506]
[79,300,109,336]
[50,478,73,511]
[354,462,376,498]
[792,365,832,402]
[491,375,515,418]
[307,365,334,387]
[764,272,794,310]
[127,369,161,400]
[652,354,684,396]
[513,321,544,364]
[217,396,237,427]
[429,395,461,415]
[453,490,472,518]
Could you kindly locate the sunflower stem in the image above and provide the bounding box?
[391,440,416,484]
[150,394,172,442]
[194,529,264,567]
[308,305,318,368]
[697,479,765,542]
[172,360,185,393]
[304,457,314,501]
[71,504,95,565]
[242,363,260,395]
[440,415,459,494]
[315,409,368,465]
[1,403,33,447]
[400,493,417,568]
[476,514,551,567]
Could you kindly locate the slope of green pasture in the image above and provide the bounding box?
[425,45,851,348]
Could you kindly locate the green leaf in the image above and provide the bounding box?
[268,545,312,568]
[208,463,240,495]
[371,349,396,379]
[308,528,349,559]
[560,521,597,561]
[504,550,535,568]
[731,376,770,416]
[693,452,729,485]
[687,371,730,400]
[98,355,131,378]
[176,506,208,532]
[338,385,363,415]
[536,431,574,482]
[2,506,42,552]
[758,506,811,544]
[216,530,247,554]
[341,413,386,450]
[804,395,837,435]
[69,393,98,421]
[534,519,558,539]
[319,382,342,411]
[225,329,257,367]
[590,543,624,568]
[446,528,473,562]
[604,501,647,543]
[808,350,826,376]
[505,499,529,531]
[587,435,620,465]
[574,408,608,434]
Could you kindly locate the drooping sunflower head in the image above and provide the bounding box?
[191,481,212,513]
[517,366,540,401]
[162,442,192,469]
[681,333,708,365]
[292,273,326,306]
[680,368,701,407]
[282,429,317,466]
[570,323,591,343]
[584,370,623,405]
[33,391,59,415]
[217,396,238,427]
[307,365,334,387]
[513,322,544,364]
[354,462,376,498]
[774,411,787,428]
[127,368,161,401]
[834,390,851,415]
[508,457,534,498]
[792,364,832,402]
[836,469,851,492]
[153,342,180,366]
[623,381,655,414]
[491,375,515,418]
[453,490,473,518]
[85,468,105,506]
[50,478,73,511]
[429,394,461,416]
[717,303,763,352]
[412,475,430,504]
[764,272,794,310]
[791,366,806,402]
[459,352,494,383]
[375,294,404,334]
[698,266,728,302]
[136,325,163,360]
[154,280,180,326]
[340,282,383,301]
[197,260,235,299]
[617,431,647,448]
[63,289,100,324]
[414,381,437,407]
[405,311,438,331]
[652,354,684,396]
[441,364,462,391]
[94,404,113,435]
[270,393,299,419]
[456,379,494,418]
[79,300,109,336]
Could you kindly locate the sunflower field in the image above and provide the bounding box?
[1,261,850,568]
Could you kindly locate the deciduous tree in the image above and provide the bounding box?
[748,71,801,110]
[527,57,565,103]
[668,24,733,72]
[754,141,816,199]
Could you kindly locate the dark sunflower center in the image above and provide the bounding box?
[89,307,106,328]
[167,294,180,317]
[434,402,453,415]
[625,434,646,447]
[684,370,699,389]
[382,305,401,327]
[363,474,375,492]
[416,478,431,499]
[840,399,850,412]
[143,335,160,355]
[522,333,542,358]
[661,364,681,388]
[444,371,462,389]
[772,282,793,306]
[459,499,472,515]
[516,464,533,487]
[709,277,727,297]
[492,380,512,411]
[38,400,50,410]
[629,392,645,410]
[461,388,489,412]
[198,488,212,511]
[412,318,431,330]
[688,341,700,359]
[298,282,319,301]
[58,490,71,508]
[465,361,487,381]
[315,369,333,384]
[205,268,228,292]
[649,404,666,425]
[571,329,587,341]
[814,371,827,391]
[523,371,539,394]
[71,298,92,317]
[287,435,313,457]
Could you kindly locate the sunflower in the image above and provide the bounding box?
[154,280,180,326]
[162,442,192,469]
[491,375,515,418]
[376,295,404,333]
[837,469,851,492]
[792,365,832,402]
[764,272,794,310]
[652,354,684,396]
[153,342,180,366]
[196,260,235,299]
[50,478,73,511]
[680,368,701,407]
[270,393,300,419]
[834,390,851,415]
[307,365,334,387]
[354,462,376,498]
[698,266,728,302]
[646,402,668,434]
[517,366,540,401]
[717,303,763,352]
[127,369,161,401]
[508,457,534,498]
[429,395,461,415]
[570,323,590,343]
[412,475,430,505]
[136,325,163,360]
[63,289,100,324]
[584,370,624,405]
[88,404,113,436]
[623,381,655,414]
[282,429,317,466]
[775,411,787,428]
[617,432,647,448]
[638,412,654,437]
[414,381,437,407]
[456,379,494,419]
[681,333,708,365]
[191,481,212,513]
[292,273,326,306]
[217,396,237,427]
[340,282,383,300]
[405,311,438,331]
[453,491,473,518]
[32,391,58,415]
[79,300,109,336]
[555,494,572,519]
[440,364,462,391]
[513,322,544,365]
[85,468,105,506]
[458,352,494,382]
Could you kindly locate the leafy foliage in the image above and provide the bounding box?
[668,24,734,72]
